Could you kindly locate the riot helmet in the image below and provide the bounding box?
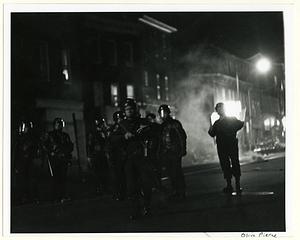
[113,111,125,123]
[158,104,171,120]
[146,113,156,123]
[53,117,65,131]
[123,98,137,119]
[18,120,33,134]
[123,98,137,109]
[95,116,105,128]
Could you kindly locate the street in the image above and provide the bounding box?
[11,156,285,233]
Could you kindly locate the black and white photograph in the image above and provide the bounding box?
[3,3,292,236]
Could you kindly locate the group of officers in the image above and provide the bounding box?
[13,98,187,220]
[13,98,244,220]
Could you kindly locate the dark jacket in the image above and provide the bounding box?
[208,116,244,145]
[160,117,187,157]
[44,130,73,160]
[87,130,106,158]
[146,122,161,159]
[109,117,150,158]
[14,131,38,171]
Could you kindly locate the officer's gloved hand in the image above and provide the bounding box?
[137,125,148,133]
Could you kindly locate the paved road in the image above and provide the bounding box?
[11,157,285,233]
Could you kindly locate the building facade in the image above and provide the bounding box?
[172,44,285,162]
[11,13,177,171]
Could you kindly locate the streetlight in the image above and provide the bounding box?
[256,57,272,73]
[254,56,285,141]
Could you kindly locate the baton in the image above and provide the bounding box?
[47,158,53,177]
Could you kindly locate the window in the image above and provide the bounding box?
[222,88,226,100]
[111,84,119,107]
[103,40,117,66]
[264,117,275,131]
[123,42,133,67]
[164,76,169,101]
[127,84,134,99]
[62,49,71,83]
[162,34,167,49]
[39,42,50,82]
[144,71,149,87]
[246,122,250,133]
[156,74,161,100]
[96,34,102,63]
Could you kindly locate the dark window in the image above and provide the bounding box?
[96,34,103,63]
[123,42,133,67]
[103,40,117,66]
[144,71,149,87]
[39,42,50,82]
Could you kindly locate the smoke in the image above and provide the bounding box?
[172,44,275,166]
[171,45,220,166]
[174,79,218,166]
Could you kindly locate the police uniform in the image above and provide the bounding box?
[44,119,73,202]
[145,121,162,189]
[14,122,39,203]
[87,128,109,194]
[107,121,127,200]
[110,99,155,219]
[160,116,187,199]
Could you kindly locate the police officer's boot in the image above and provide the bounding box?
[235,177,242,195]
[129,197,141,220]
[223,178,233,194]
[142,196,152,217]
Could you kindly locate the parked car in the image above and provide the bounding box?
[253,140,285,155]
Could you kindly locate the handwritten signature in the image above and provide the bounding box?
[241,232,277,238]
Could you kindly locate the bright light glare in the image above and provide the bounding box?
[264,119,270,127]
[256,58,271,73]
[282,116,286,130]
[62,69,69,80]
[224,101,241,119]
[210,112,219,125]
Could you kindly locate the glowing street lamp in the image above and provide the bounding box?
[256,57,271,74]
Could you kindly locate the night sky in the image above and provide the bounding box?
[148,12,284,62]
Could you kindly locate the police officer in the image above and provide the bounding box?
[145,113,162,190]
[107,110,126,200]
[158,105,187,200]
[110,98,154,219]
[44,118,73,203]
[208,102,244,194]
[87,116,109,195]
[13,120,39,204]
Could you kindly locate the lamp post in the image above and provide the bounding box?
[256,57,271,74]
[255,57,271,144]
[255,57,285,141]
